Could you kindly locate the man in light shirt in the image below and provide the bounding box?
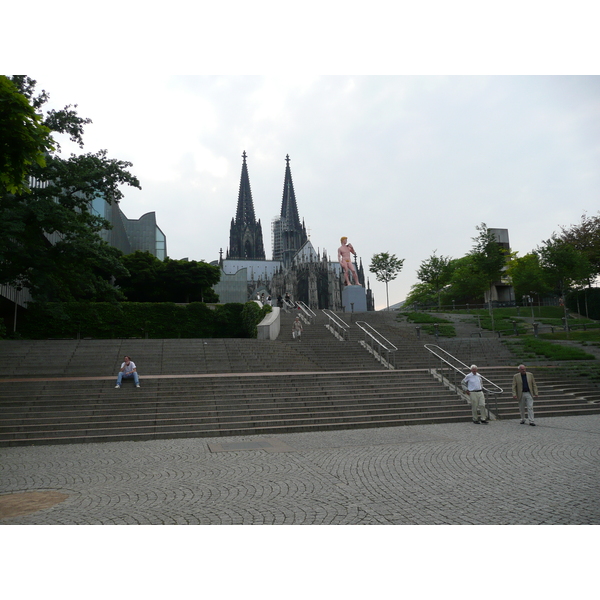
[461,364,488,424]
[115,355,140,389]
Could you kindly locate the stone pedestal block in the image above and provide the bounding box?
[342,285,367,312]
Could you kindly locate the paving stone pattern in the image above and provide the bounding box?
[1,414,598,525]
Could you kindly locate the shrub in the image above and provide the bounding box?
[18,301,267,339]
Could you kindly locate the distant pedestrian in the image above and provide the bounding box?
[461,365,488,424]
[277,295,283,309]
[115,355,140,389]
[292,316,303,341]
[512,364,539,426]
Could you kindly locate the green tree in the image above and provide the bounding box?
[161,258,220,303]
[116,252,221,303]
[470,223,507,305]
[369,252,404,310]
[0,75,54,194]
[469,223,508,330]
[444,255,488,304]
[0,76,141,302]
[404,281,438,308]
[559,211,600,279]
[116,251,165,302]
[505,252,551,303]
[416,250,453,308]
[535,236,593,300]
[536,236,594,332]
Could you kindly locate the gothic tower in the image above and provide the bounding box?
[272,154,307,267]
[227,151,266,260]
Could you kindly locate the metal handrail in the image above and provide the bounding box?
[281,299,296,315]
[296,301,316,323]
[355,321,397,351]
[424,344,503,394]
[322,309,349,341]
[424,343,503,418]
[355,321,397,369]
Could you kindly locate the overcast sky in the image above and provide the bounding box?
[37,74,598,309]
[5,4,599,310]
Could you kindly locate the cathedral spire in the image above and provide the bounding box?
[280,154,302,232]
[236,150,258,227]
[275,154,307,267]
[228,151,265,259]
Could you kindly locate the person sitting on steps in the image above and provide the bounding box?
[115,355,140,389]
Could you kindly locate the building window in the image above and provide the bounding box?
[156,228,166,260]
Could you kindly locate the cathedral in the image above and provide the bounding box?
[214,152,374,311]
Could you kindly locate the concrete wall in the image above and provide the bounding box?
[212,268,249,303]
[257,307,281,341]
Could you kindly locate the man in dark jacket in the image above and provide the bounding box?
[512,364,539,426]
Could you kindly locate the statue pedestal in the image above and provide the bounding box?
[342,285,367,312]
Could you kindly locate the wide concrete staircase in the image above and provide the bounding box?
[0,371,473,445]
[1,308,599,446]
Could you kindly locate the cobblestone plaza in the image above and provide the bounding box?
[1,414,598,525]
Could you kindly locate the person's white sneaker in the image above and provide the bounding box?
[136,384,140,388]
[115,385,120,389]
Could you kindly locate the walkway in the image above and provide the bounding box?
[1,414,598,524]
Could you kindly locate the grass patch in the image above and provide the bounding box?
[400,312,451,324]
[450,306,566,319]
[399,312,455,337]
[440,306,598,323]
[541,363,600,384]
[534,318,594,327]
[509,337,597,361]
[502,339,539,361]
[523,338,594,360]
[539,330,600,342]
[475,315,529,335]
[420,324,456,337]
